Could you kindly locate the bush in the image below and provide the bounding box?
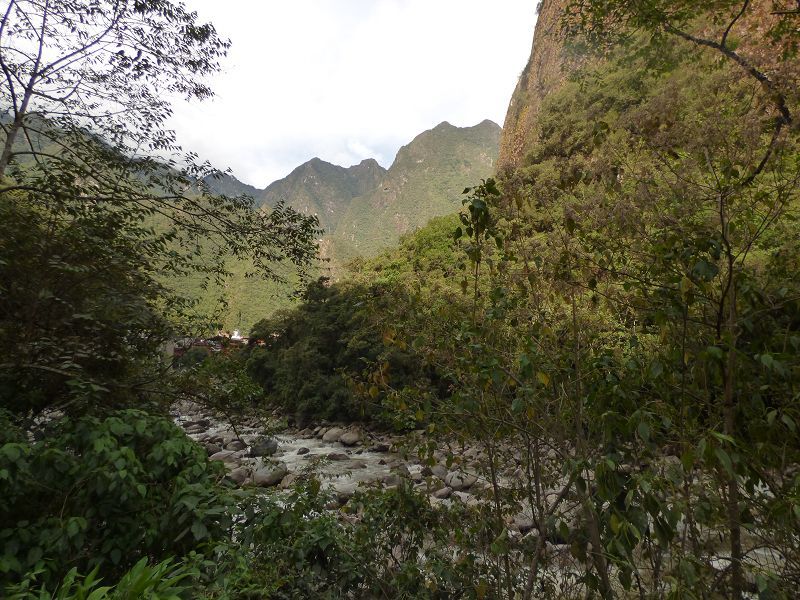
[0,410,235,589]
[5,557,193,600]
[196,479,490,599]
[247,279,431,424]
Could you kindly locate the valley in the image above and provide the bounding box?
[2,0,799,598]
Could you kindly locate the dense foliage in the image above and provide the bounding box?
[247,278,436,425]
[0,410,233,588]
[3,0,800,598]
[243,3,800,597]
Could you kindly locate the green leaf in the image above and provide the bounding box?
[610,513,622,534]
[714,448,734,477]
[191,521,208,541]
[691,259,719,281]
[710,431,735,445]
[781,414,797,433]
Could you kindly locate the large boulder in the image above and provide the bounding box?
[322,427,345,443]
[228,466,250,486]
[445,471,478,491]
[252,461,288,487]
[209,450,240,465]
[225,439,247,452]
[249,436,278,457]
[433,486,453,499]
[339,430,362,446]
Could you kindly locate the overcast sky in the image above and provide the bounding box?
[169,1,538,188]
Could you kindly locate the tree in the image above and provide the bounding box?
[558,5,799,597]
[0,0,319,284]
[0,1,320,418]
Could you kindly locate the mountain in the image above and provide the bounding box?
[259,158,387,233]
[176,119,500,329]
[202,172,261,198]
[332,120,501,261]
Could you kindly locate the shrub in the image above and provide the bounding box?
[0,410,235,588]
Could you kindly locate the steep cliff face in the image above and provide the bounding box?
[498,0,573,171]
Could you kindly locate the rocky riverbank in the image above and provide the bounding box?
[171,401,522,515]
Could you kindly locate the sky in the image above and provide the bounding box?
[169,1,538,188]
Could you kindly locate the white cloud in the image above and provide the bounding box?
[169,0,538,187]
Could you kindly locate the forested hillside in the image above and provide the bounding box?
[244,0,800,597]
[176,120,500,330]
[2,1,799,599]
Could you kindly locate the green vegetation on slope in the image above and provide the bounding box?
[243,4,800,596]
[334,120,501,259]
[260,157,388,233]
[5,0,800,598]
[177,121,501,331]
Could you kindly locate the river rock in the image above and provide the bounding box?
[433,486,453,499]
[445,471,478,491]
[334,482,358,504]
[322,427,345,442]
[279,473,298,489]
[339,430,361,446]
[371,442,391,453]
[382,473,402,487]
[296,447,310,455]
[431,464,448,480]
[204,443,222,456]
[226,439,247,452]
[228,466,250,486]
[512,513,535,534]
[205,433,224,444]
[249,437,278,457]
[252,461,288,487]
[350,460,368,469]
[209,450,240,465]
[392,464,411,479]
[326,452,349,461]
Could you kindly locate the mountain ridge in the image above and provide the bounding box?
[194,118,501,328]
